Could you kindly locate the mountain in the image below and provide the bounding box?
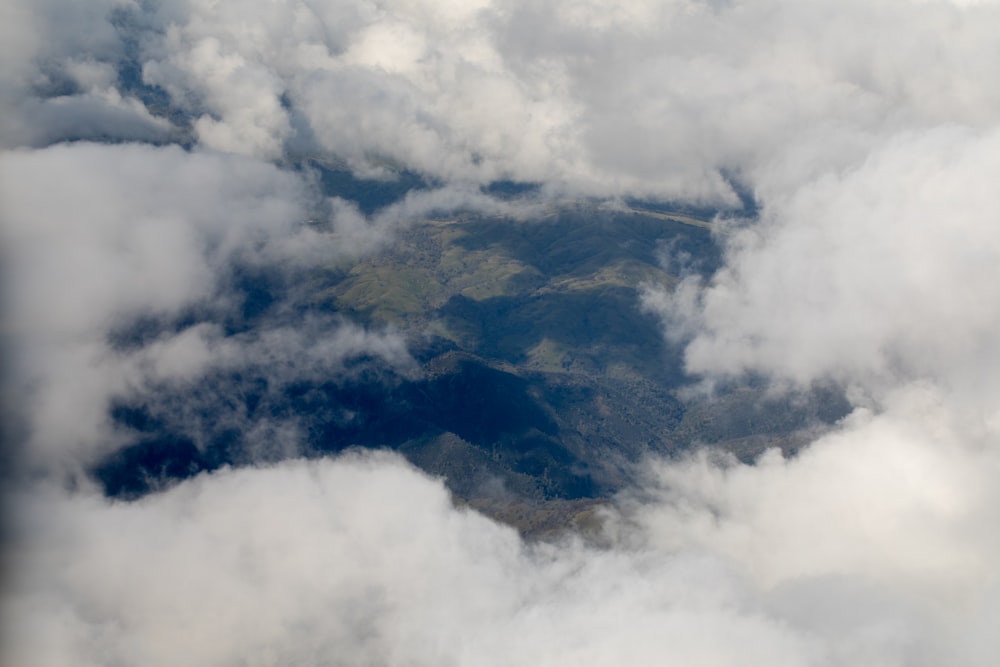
[94,182,849,536]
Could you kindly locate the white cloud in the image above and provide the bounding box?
[3,445,999,666]
[0,142,405,470]
[8,0,1000,201]
[0,0,176,148]
[649,125,1000,402]
[78,0,993,201]
[5,1,1000,665]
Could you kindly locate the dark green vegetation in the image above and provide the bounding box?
[95,192,849,536]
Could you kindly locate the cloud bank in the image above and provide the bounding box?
[4,437,999,666]
[7,0,1000,198]
[3,0,1000,665]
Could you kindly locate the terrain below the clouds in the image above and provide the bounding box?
[96,170,850,536]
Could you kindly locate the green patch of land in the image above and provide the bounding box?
[305,203,848,535]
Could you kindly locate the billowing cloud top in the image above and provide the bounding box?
[3,0,1000,665]
[5,0,1000,198]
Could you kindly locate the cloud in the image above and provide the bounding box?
[0,0,177,148]
[3,445,999,666]
[4,0,1000,665]
[0,142,527,478]
[619,5,1000,665]
[7,0,1000,201]
[102,316,417,472]
[75,0,994,201]
[0,142,411,472]
[646,125,1000,402]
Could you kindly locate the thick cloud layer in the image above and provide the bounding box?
[4,0,1000,665]
[627,3,1000,413]
[133,0,1000,199]
[4,445,999,666]
[7,0,1000,198]
[648,126,1000,396]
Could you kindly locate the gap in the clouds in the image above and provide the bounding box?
[96,400,239,498]
[106,308,207,354]
[12,3,192,150]
[107,263,312,352]
[95,353,602,506]
[89,202,850,535]
[300,161,546,217]
[222,264,300,335]
[305,160,438,216]
[110,4,195,140]
[93,432,211,499]
[481,180,543,200]
[625,169,761,224]
[29,68,80,101]
[718,168,761,219]
[671,378,854,463]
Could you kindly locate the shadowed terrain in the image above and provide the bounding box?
[94,188,849,534]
